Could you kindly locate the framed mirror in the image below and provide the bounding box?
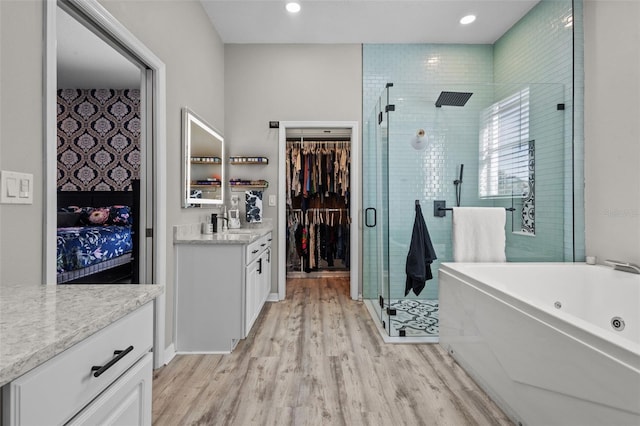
[182,108,225,207]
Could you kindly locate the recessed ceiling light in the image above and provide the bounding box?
[286,2,301,13]
[460,15,476,25]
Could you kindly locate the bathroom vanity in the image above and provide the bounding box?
[0,284,162,426]
[174,225,272,353]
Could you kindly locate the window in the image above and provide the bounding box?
[479,88,531,198]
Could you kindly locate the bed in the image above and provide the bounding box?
[56,182,140,284]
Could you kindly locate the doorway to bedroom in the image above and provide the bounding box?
[47,0,167,291]
[54,4,143,284]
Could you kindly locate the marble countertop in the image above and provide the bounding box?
[173,223,272,245]
[0,283,163,387]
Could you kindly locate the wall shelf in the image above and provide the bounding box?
[229,179,269,191]
[192,183,221,188]
[229,156,269,165]
[191,157,222,164]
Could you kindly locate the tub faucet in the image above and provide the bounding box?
[605,259,640,274]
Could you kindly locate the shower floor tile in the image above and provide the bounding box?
[387,299,439,337]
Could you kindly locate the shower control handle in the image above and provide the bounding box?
[365,208,377,228]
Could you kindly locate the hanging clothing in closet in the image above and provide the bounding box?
[287,209,350,273]
[286,141,351,209]
[285,140,351,273]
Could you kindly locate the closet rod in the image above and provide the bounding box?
[288,208,348,212]
[286,138,351,142]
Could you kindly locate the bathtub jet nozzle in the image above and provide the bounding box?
[611,317,625,331]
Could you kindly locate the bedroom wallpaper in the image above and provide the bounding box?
[57,89,140,191]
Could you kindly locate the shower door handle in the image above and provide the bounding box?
[365,208,377,228]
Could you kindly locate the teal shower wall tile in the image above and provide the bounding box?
[494,0,580,261]
[363,0,579,302]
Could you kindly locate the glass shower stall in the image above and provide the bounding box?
[363,82,567,340]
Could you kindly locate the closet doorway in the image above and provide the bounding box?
[278,121,360,301]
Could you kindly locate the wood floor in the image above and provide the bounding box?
[152,278,512,426]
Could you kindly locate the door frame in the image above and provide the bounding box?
[278,121,360,300]
[44,0,167,368]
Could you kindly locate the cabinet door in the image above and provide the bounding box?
[244,258,260,338]
[67,352,152,426]
[261,248,272,304]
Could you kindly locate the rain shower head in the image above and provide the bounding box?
[435,91,473,108]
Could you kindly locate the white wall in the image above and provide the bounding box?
[0,0,46,285]
[224,44,362,292]
[99,0,225,346]
[584,0,640,265]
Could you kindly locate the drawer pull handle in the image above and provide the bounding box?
[268,238,272,242]
[260,243,266,247]
[252,249,259,254]
[91,345,134,377]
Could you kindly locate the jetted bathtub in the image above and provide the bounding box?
[439,262,639,426]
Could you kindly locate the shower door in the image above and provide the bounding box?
[363,87,390,328]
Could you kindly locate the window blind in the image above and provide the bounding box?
[479,88,530,198]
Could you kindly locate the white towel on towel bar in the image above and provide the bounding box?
[452,207,506,262]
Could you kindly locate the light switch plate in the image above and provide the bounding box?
[269,194,276,207]
[1,170,34,204]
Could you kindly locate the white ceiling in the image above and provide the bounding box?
[201,0,540,44]
[56,0,539,88]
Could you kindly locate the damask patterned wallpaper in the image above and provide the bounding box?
[57,89,140,191]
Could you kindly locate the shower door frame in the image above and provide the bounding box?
[363,87,392,332]
[277,121,360,301]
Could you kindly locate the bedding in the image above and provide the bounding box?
[56,225,133,275]
[56,204,133,283]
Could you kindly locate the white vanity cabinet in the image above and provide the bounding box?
[2,302,154,426]
[175,230,272,353]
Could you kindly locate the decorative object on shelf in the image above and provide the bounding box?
[246,190,263,223]
[229,156,269,164]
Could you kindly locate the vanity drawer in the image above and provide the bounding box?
[3,302,153,426]
[246,232,271,265]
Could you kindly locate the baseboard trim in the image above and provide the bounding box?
[267,292,280,302]
[163,343,176,366]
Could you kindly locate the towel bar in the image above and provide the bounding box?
[433,200,516,217]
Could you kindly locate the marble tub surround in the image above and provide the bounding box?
[0,283,163,387]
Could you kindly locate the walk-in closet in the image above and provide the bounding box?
[284,128,351,277]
